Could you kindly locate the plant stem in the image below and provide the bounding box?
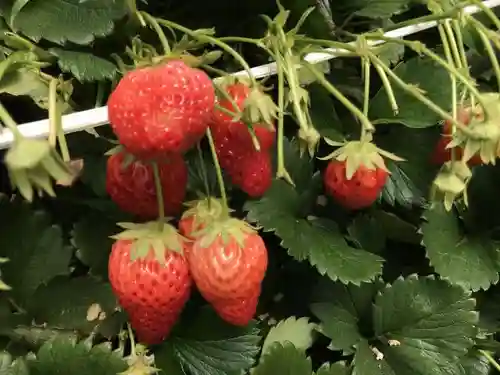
[361,56,372,142]
[152,162,165,228]
[141,12,171,55]
[373,62,398,114]
[365,35,487,114]
[368,51,473,135]
[479,350,500,372]
[470,18,500,90]
[205,128,229,215]
[469,0,500,30]
[305,62,374,132]
[0,102,23,141]
[293,36,358,53]
[196,143,211,199]
[153,16,257,86]
[452,18,470,74]
[201,64,229,77]
[274,45,293,185]
[443,21,463,69]
[48,79,58,147]
[126,323,137,357]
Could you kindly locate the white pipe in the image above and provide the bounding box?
[1,0,499,150]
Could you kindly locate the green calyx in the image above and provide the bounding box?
[182,197,229,237]
[111,221,186,265]
[195,217,258,249]
[5,138,74,201]
[430,161,472,211]
[318,139,405,180]
[448,93,500,165]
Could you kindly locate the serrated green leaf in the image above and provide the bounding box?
[421,203,500,291]
[311,279,381,352]
[49,49,117,82]
[28,336,127,375]
[370,275,477,375]
[0,199,71,307]
[375,43,405,66]
[11,0,127,45]
[315,362,348,375]
[461,351,490,375]
[28,276,118,333]
[354,0,411,18]
[347,215,386,254]
[245,181,383,284]
[72,214,119,279]
[370,57,452,127]
[253,343,312,375]
[10,0,30,24]
[155,308,260,375]
[262,317,317,355]
[352,340,395,375]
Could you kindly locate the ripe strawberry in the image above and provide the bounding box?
[188,218,268,326]
[106,150,187,219]
[323,159,388,210]
[227,150,273,198]
[211,82,276,170]
[107,60,215,160]
[108,232,192,345]
[431,106,483,166]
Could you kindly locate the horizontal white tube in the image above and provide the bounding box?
[1,0,499,150]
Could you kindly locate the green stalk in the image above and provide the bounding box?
[141,12,171,55]
[469,18,500,90]
[368,51,473,135]
[274,45,293,185]
[205,128,229,216]
[0,101,23,141]
[468,0,500,30]
[49,79,70,162]
[373,62,398,114]
[152,162,166,229]
[153,16,257,87]
[479,350,500,372]
[305,62,374,132]
[196,143,211,199]
[364,35,487,115]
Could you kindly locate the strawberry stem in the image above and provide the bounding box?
[151,162,166,227]
[366,51,476,137]
[0,101,23,142]
[305,62,374,133]
[140,12,171,55]
[360,53,372,143]
[49,78,70,163]
[151,16,257,87]
[127,323,137,357]
[196,143,211,200]
[274,45,293,185]
[437,20,459,163]
[205,128,229,216]
[479,350,500,372]
[470,19,500,91]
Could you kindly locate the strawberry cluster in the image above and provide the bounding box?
[104,61,270,346]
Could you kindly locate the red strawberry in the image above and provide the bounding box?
[188,218,268,326]
[211,82,276,170]
[108,231,192,345]
[106,150,187,219]
[323,160,388,210]
[431,106,483,166]
[107,60,215,160]
[227,150,273,198]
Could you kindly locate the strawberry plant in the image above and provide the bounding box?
[3,0,500,374]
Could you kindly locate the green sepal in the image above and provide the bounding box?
[196,217,259,249]
[5,138,51,170]
[181,196,228,237]
[111,221,186,265]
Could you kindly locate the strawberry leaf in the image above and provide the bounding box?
[27,336,127,374]
[71,214,119,280]
[314,275,478,375]
[353,0,411,18]
[421,203,500,291]
[154,308,260,375]
[261,317,317,356]
[370,56,453,128]
[49,49,118,82]
[0,199,71,308]
[253,343,312,375]
[245,180,384,284]
[28,276,118,334]
[10,0,127,45]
